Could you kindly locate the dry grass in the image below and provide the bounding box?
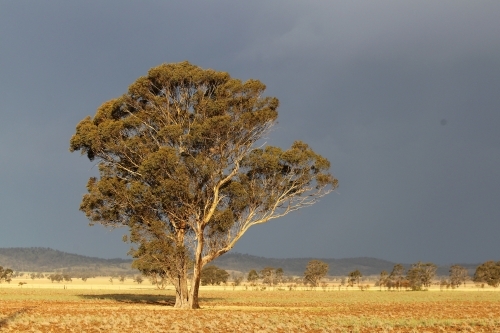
[1,285,499,332]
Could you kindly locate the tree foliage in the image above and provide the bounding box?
[388,264,405,290]
[200,265,229,286]
[70,61,337,308]
[0,266,13,283]
[247,269,259,285]
[275,267,284,285]
[259,267,284,287]
[474,261,500,288]
[406,261,437,291]
[347,269,362,287]
[449,265,469,289]
[378,270,389,290]
[304,260,329,287]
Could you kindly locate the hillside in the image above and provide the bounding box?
[212,253,397,276]
[0,247,478,278]
[0,247,133,273]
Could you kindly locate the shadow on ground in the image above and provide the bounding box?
[79,293,177,306]
[79,293,225,307]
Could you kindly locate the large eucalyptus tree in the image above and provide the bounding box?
[70,61,337,308]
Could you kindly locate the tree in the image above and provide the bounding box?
[134,275,144,284]
[247,269,259,285]
[200,265,229,286]
[232,275,243,287]
[48,273,63,283]
[378,270,389,291]
[70,61,337,308]
[388,264,405,291]
[304,260,329,287]
[260,267,276,287]
[473,261,500,288]
[449,265,469,289]
[347,269,362,287]
[0,266,13,283]
[406,262,437,290]
[275,268,284,286]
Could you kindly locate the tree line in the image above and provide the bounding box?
[200,259,500,291]
[198,259,500,291]
[1,260,499,291]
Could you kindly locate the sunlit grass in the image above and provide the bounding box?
[1,287,500,332]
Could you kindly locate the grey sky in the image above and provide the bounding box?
[1,1,499,264]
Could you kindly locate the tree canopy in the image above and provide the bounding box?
[304,260,329,287]
[474,261,500,288]
[247,269,259,284]
[347,269,362,287]
[200,265,229,286]
[0,266,13,283]
[449,265,469,289]
[70,61,337,308]
[406,261,437,291]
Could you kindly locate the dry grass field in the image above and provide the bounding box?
[1,279,500,332]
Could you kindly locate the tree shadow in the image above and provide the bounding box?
[78,293,224,307]
[0,307,34,329]
[79,293,176,306]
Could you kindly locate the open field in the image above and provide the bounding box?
[1,281,500,332]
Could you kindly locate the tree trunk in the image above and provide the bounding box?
[173,229,190,308]
[173,271,189,308]
[188,231,204,309]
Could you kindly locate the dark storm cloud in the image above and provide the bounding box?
[1,1,499,263]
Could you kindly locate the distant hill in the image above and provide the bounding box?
[0,247,479,277]
[0,247,133,273]
[212,253,397,276]
[212,254,479,277]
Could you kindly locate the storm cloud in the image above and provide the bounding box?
[1,1,499,264]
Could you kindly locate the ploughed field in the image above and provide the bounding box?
[1,287,500,332]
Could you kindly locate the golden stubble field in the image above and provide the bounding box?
[1,280,500,333]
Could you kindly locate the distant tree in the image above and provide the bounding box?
[389,264,405,291]
[247,269,259,285]
[232,275,243,287]
[30,273,36,280]
[81,276,88,282]
[406,262,437,290]
[134,275,144,284]
[304,260,329,287]
[440,279,450,290]
[339,277,346,290]
[119,275,126,283]
[0,266,13,283]
[70,61,337,308]
[378,270,389,291]
[200,265,229,286]
[260,267,275,287]
[449,265,469,289]
[347,269,362,287]
[147,272,168,290]
[474,261,500,288]
[275,268,284,286]
[48,273,64,283]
